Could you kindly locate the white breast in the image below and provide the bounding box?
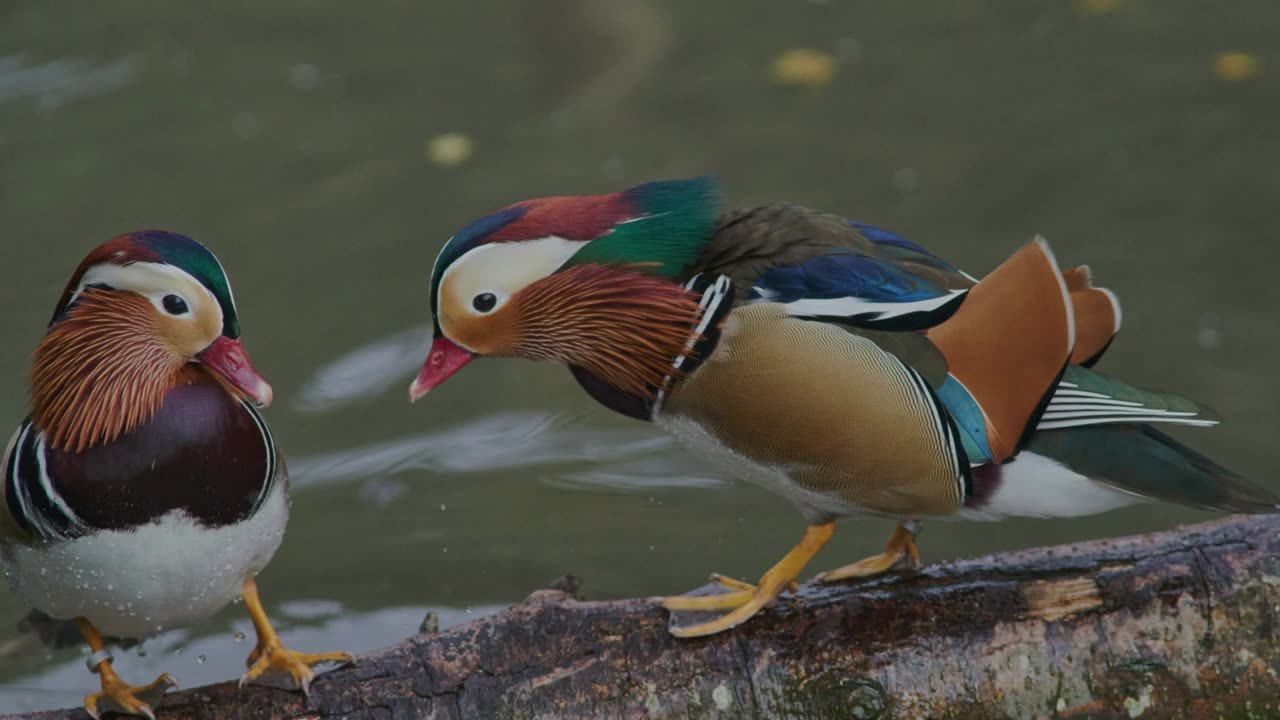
[1,482,288,639]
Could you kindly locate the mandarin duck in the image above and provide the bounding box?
[1,232,351,718]
[409,177,1278,637]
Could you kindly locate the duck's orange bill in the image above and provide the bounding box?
[409,336,474,403]
[196,336,274,408]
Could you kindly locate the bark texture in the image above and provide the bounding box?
[10,514,1280,720]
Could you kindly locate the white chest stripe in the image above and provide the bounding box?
[652,275,734,414]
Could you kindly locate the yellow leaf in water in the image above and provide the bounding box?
[1213,52,1258,81]
[425,132,474,167]
[770,48,835,88]
[1077,0,1120,16]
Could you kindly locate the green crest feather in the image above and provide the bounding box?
[560,176,721,278]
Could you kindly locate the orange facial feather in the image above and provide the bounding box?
[507,265,705,398]
[30,288,186,453]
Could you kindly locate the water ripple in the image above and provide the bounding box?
[0,55,137,108]
[294,325,431,413]
[288,412,726,492]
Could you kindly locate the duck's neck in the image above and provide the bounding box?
[512,264,706,400]
[30,289,184,453]
[560,271,736,419]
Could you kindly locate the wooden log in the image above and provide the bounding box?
[10,514,1280,720]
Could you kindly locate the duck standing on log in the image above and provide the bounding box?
[409,177,1279,637]
[1,232,351,718]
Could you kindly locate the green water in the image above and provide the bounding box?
[0,0,1277,712]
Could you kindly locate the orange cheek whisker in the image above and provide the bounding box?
[30,289,186,453]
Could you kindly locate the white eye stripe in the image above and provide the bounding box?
[438,236,587,319]
[73,262,219,326]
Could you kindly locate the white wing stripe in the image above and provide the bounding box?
[1051,388,1115,400]
[1039,417,1219,430]
[779,289,965,320]
[1042,408,1200,420]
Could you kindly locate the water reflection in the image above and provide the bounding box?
[0,604,499,714]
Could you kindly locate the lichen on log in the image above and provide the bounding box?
[11,514,1280,720]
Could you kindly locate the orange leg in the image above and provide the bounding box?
[239,577,353,695]
[815,520,921,582]
[660,523,834,637]
[76,618,177,720]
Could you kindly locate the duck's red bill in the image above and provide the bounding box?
[410,336,474,403]
[197,336,274,408]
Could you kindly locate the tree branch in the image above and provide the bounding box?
[14,514,1280,719]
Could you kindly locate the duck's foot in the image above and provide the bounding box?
[238,577,353,695]
[659,523,834,638]
[660,573,800,612]
[815,520,921,582]
[76,618,177,720]
[84,670,178,720]
[240,642,354,695]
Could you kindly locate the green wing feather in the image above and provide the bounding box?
[1028,425,1277,513]
[1039,365,1220,429]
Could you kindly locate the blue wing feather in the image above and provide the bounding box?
[747,220,971,330]
[752,251,951,303]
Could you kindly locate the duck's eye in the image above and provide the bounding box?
[472,293,497,313]
[162,294,189,315]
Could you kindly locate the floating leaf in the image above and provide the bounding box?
[770,48,835,88]
[1077,0,1120,16]
[1213,52,1258,81]
[425,132,474,167]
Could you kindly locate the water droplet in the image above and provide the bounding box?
[234,631,245,642]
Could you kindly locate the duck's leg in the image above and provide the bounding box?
[814,520,921,582]
[238,577,353,695]
[76,618,177,720]
[660,522,834,637]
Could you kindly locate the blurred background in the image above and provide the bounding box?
[0,0,1276,712]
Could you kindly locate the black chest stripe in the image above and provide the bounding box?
[241,400,278,517]
[5,422,89,541]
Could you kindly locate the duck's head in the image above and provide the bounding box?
[31,230,272,452]
[410,177,721,403]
